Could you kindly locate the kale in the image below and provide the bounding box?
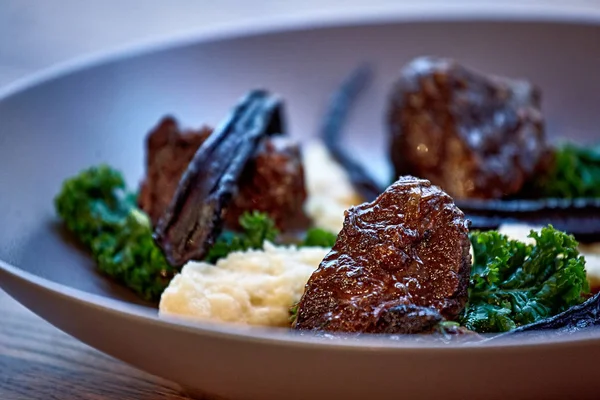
[205,218,339,263]
[300,228,338,248]
[54,165,135,246]
[54,165,176,301]
[461,226,589,333]
[204,211,279,263]
[535,143,600,199]
[289,302,299,325]
[90,209,176,301]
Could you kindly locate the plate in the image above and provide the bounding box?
[2,7,600,400]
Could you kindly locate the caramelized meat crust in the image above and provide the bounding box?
[225,136,308,231]
[294,176,471,333]
[388,56,551,200]
[138,116,307,231]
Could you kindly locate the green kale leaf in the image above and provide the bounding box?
[204,211,280,263]
[300,228,337,248]
[54,165,135,246]
[54,165,176,301]
[90,208,176,301]
[535,143,600,198]
[461,226,589,333]
[289,302,299,325]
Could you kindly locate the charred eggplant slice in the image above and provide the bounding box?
[154,90,284,266]
[457,198,600,242]
[320,64,381,202]
[321,63,600,241]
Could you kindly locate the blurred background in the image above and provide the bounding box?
[2,0,600,88]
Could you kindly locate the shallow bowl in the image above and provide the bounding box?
[2,6,600,400]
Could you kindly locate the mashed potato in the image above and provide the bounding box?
[303,140,363,234]
[159,242,329,327]
[498,223,600,289]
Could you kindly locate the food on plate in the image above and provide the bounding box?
[303,141,364,234]
[224,135,308,232]
[451,197,600,241]
[499,223,600,292]
[153,90,286,267]
[463,227,588,332]
[54,65,600,340]
[159,242,329,326]
[387,56,550,200]
[320,64,382,201]
[139,116,308,232]
[138,117,213,226]
[54,165,177,301]
[532,143,600,199]
[325,59,600,240]
[293,176,471,333]
[54,161,334,302]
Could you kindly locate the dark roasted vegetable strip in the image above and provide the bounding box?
[320,65,382,202]
[488,292,600,339]
[154,90,285,266]
[458,198,600,242]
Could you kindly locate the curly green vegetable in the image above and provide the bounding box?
[300,228,337,248]
[90,209,176,301]
[54,165,135,246]
[55,165,176,301]
[206,219,338,263]
[204,211,280,263]
[535,143,600,198]
[461,226,589,333]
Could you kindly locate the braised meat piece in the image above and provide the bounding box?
[138,117,212,225]
[138,116,307,233]
[293,176,471,334]
[388,56,551,200]
[225,136,309,231]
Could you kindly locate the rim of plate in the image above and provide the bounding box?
[3,1,600,98]
[3,3,600,352]
[3,258,600,352]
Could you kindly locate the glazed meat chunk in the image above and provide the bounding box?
[138,116,308,231]
[294,176,471,334]
[138,117,212,225]
[225,136,309,231]
[388,56,551,200]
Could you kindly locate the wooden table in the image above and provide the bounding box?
[0,289,190,399]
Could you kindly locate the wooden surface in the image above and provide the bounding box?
[0,289,190,400]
